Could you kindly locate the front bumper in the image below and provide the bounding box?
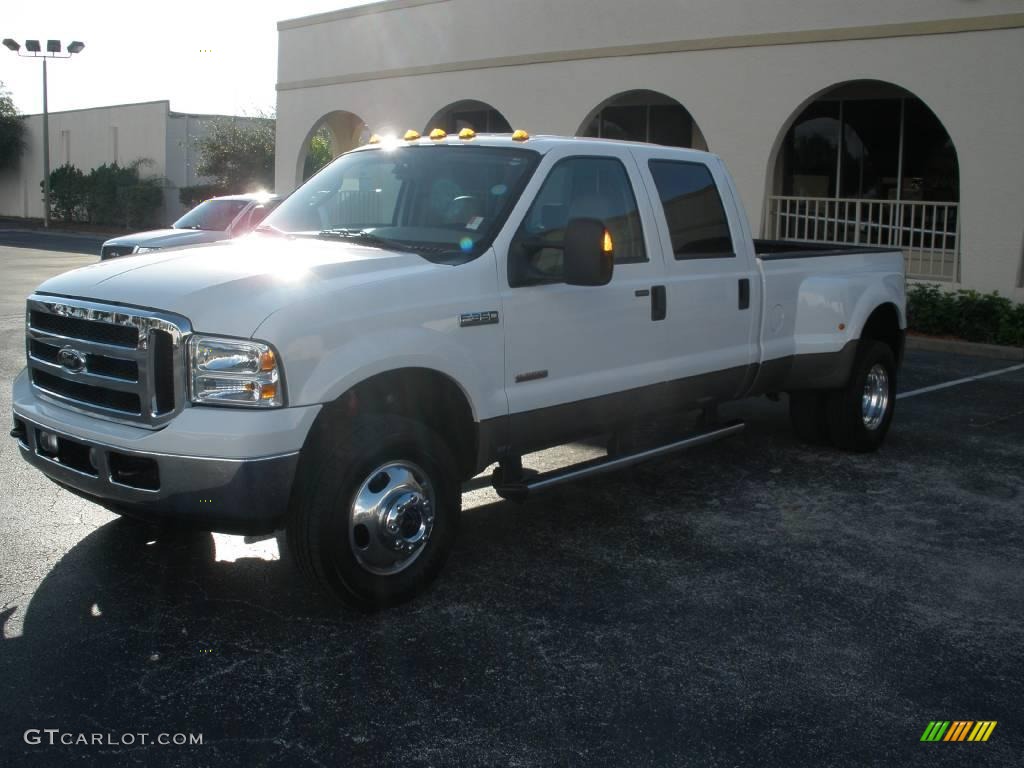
[12,369,320,533]
[13,413,299,533]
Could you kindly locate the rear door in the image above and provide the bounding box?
[631,149,760,400]
[496,147,670,452]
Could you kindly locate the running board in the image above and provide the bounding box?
[492,421,745,502]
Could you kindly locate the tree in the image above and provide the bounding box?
[195,114,275,193]
[0,81,27,172]
[302,125,333,181]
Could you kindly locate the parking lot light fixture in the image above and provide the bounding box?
[3,37,86,228]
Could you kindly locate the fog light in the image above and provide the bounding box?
[39,430,59,455]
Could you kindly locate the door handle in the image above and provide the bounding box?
[738,278,750,310]
[651,285,667,321]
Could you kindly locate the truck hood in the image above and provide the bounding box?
[103,228,228,249]
[35,236,438,338]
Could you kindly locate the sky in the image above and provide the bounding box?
[1,0,375,117]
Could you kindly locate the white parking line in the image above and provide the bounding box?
[898,363,1024,400]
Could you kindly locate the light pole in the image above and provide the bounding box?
[3,38,85,228]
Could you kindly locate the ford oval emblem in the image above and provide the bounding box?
[58,347,87,374]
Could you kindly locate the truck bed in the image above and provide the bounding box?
[754,239,902,261]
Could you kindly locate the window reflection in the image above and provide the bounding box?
[780,90,958,204]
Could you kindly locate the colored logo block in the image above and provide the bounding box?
[920,721,997,742]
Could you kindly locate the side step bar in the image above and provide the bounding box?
[491,420,745,502]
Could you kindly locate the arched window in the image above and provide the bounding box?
[768,81,960,281]
[578,90,707,150]
[298,111,369,183]
[426,100,511,135]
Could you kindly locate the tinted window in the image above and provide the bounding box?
[247,200,279,228]
[173,199,249,231]
[648,161,734,259]
[510,156,646,284]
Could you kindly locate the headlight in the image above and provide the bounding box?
[188,336,283,407]
[133,246,159,254]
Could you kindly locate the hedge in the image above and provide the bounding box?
[42,160,165,230]
[907,283,1024,348]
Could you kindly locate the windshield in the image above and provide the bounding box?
[262,145,540,263]
[173,199,249,231]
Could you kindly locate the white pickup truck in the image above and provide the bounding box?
[11,133,905,609]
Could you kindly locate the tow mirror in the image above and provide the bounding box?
[563,218,614,287]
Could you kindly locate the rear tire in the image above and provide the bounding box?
[825,340,897,452]
[286,413,461,611]
[788,391,829,444]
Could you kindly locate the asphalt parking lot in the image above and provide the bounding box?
[1,241,1021,767]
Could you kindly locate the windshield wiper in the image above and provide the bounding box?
[316,228,434,253]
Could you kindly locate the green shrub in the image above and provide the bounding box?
[121,177,165,229]
[42,160,165,228]
[84,163,138,225]
[908,283,1024,347]
[42,163,87,222]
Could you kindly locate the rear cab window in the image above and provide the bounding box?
[648,160,735,259]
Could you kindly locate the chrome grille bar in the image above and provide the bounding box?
[26,295,192,428]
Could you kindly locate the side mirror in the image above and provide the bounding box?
[563,217,613,286]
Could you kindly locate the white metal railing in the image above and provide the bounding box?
[766,196,960,281]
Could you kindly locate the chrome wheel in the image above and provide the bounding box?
[348,461,436,576]
[861,364,890,431]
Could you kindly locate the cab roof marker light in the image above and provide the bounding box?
[429,128,447,140]
[404,129,421,141]
[458,128,476,140]
[511,129,530,142]
[367,134,383,144]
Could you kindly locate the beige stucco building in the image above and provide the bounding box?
[0,100,254,224]
[275,0,1024,298]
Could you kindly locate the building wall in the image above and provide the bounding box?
[165,114,200,222]
[0,101,170,222]
[0,102,260,226]
[276,0,1024,299]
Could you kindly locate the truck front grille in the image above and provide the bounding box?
[26,295,191,428]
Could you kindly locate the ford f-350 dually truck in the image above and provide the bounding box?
[11,132,905,609]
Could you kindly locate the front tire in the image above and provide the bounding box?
[825,340,897,452]
[286,414,461,611]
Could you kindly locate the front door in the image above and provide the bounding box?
[497,150,670,453]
